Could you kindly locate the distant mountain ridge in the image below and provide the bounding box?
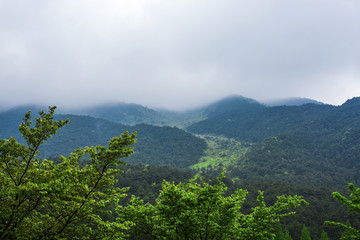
[62,103,168,126]
[0,95,328,128]
[265,97,324,106]
[58,95,268,128]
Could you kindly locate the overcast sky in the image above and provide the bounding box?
[0,0,359,111]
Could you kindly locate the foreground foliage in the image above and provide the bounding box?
[118,171,308,239]
[325,183,360,239]
[0,107,137,239]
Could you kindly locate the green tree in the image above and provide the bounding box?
[284,229,293,240]
[274,222,285,240]
[340,220,357,240]
[118,171,307,239]
[320,230,329,240]
[300,225,311,240]
[0,107,137,239]
[325,183,360,239]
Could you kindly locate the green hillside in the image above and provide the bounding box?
[188,103,335,142]
[0,105,43,139]
[190,135,251,171]
[223,97,360,188]
[0,110,207,169]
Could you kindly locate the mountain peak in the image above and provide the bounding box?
[342,97,360,107]
[203,95,264,117]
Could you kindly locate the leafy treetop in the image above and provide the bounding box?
[0,106,137,239]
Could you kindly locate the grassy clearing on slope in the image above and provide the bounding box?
[190,135,252,171]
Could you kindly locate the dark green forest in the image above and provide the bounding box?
[1,96,360,239]
[0,111,207,168]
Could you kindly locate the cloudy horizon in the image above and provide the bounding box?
[1,0,359,111]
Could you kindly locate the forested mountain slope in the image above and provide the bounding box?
[0,109,207,168]
[188,102,335,142]
[225,97,360,187]
[0,105,43,138]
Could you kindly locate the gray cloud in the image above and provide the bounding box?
[1,0,360,111]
